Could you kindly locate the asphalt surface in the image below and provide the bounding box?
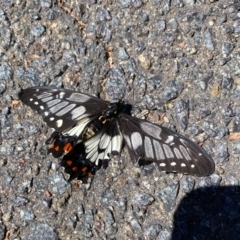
[0,1,240,239]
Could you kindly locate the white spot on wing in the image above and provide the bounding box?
[144,136,154,158]
[46,99,61,107]
[163,144,174,158]
[49,117,54,121]
[111,134,123,154]
[40,96,53,102]
[58,92,65,99]
[171,162,176,166]
[99,133,111,149]
[180,145,191,160]
[30,98,33,101]
[140,122,162,140]
[160,163,166,167]
[56,119,63,128]
[153,140,165,160]
[44,111,49,116]
[181,163,186,167]
[131,132,142,150]
[40,106,44,110]
[34,102,39,105]
[36,93,52,99]
[191,164,195,168]
[49,101,68,114]
[71,106,86,120]
[66,93,91,103]
[174,148,183,159]
[56,103,76,116]
[165,135,174,144]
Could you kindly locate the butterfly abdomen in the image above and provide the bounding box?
[81,119,105,140]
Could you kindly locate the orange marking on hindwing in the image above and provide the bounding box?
[81,167,88,173]
[72,167,78,172]
[66,160,73,166]
[54,146,60,151]
[63,143,73,152]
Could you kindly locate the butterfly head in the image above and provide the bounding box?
[103,100,124,118]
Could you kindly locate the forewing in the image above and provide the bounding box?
[19,87,109,131]
[84,119,123,165]
[118,114,215,176]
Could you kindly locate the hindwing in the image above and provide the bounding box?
[84,119,123,165]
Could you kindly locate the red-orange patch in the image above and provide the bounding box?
[63,142,73,152]
[81,167,88,173]
[54,146,60,151]
[72,167,78,172]
[66,160,73,166]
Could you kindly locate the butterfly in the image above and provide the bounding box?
[19,86,215,181]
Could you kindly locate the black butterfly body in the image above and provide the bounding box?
[19,87,215,180]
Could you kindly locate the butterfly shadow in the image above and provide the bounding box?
[171,185,240,240]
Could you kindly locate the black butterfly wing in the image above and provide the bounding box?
[19,87,109,132]
[118,113,214,176]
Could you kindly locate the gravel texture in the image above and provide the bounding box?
[0,0,240,239]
